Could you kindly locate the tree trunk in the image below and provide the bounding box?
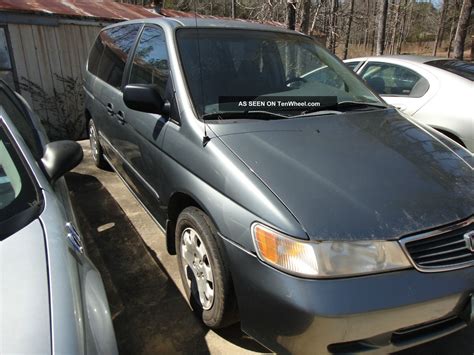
[327,0,338,52]
[287,0,297,30]
[376,0,389,55]
[389,0,401,54]
[343,0,355,59]
[363,0,370,49]
[231,0,236,18]
[370,0,378,54]
[433,0,449,56]
[447,1,462,57]
[471,35,474,60]
[310,1,323,34]
[396,0,407,53]
[453,0,473,59]
[299,0,312,34]
[400,0,413,53]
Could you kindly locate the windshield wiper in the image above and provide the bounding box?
[202,110,289,121]
[295,101,387,117]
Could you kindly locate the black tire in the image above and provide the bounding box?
[88,119,109,169]
[176,207,238,328]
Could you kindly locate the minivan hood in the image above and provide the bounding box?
[211,109,473,241]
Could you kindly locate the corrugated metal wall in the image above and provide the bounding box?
[8,21,103,139]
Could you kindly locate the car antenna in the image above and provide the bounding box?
[193,0,211,147]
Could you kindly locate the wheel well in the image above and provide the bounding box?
[434,128,466,147]
[166,192,200,255]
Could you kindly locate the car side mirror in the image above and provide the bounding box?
[41,141,83,183]
[123,84,170,116]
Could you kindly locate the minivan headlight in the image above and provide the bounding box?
[252,223,411,278]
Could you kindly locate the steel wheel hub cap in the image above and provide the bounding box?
[180,227,214,310]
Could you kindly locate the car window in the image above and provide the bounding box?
[129,25,170,98]
[345,61,361,71]
[87,34,105,76]
[0,124,40,238]
[176,29,382,116]
[96,24,141,89]
[360,62,429,98]
[0,27,16,90]
[0,83,43,159]
[425,59,474,81]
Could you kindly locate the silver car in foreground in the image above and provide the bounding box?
[344,55,474,152]
[0,81,118,354]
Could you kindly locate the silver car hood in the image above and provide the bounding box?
[0,219,51,353]
[212,109,474,241]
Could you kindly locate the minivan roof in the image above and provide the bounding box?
[106,17,300,35]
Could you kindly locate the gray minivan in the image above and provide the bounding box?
[84,18,473,354]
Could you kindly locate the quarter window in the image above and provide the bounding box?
[0,84,43,160]
[0,27,16,90]
[360,62,429,97]
[87,34,104,76]
[96,24,141,89]
[129,26,170,97]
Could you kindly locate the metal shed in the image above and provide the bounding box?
[0,0,157,139]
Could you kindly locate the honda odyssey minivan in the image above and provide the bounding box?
[84,18,474,354]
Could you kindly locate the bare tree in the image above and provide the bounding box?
[299,0,312,34]
[287,0,297,30]
[453,0,473,59]
[389,0,401,54]
[343,0,355,59]
[310,0,324,34]
[363,0,371,49]
[327,0,338,52]
[433,0,449,55]
[231,0,236,18]
[376,0,389,55]
[447,0,462,57]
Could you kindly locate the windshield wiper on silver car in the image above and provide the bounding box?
[202,110,289,121]
[295,101,387,118]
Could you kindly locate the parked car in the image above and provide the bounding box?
[85,18,473,354]
[344,55,474,152]
[0,81,118,354]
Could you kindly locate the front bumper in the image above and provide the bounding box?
[222,237,474,354]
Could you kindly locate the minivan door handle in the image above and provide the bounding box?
[117,110,126,125]
[106,103,115,116]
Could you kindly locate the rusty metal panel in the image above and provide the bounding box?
[0,0,159,21]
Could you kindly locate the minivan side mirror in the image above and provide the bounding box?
[41,141,83,183]
[123,84,170,116]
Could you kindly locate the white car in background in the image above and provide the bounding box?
[344,56,474,152]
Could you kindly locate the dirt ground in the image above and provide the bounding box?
[66,140,473,355]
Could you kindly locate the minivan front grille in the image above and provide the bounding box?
[400,217,474,272]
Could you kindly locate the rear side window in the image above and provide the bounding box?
[96,24,141,89]
[360,62,429,97]
[425,60,474,81]
[87,35,104,75]
[129,25,170,97]
[345,61,361,71]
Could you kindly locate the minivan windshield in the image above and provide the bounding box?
[176,28,384,118]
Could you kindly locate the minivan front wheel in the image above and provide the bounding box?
[176,207,238,328]
[88,119,108,169]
